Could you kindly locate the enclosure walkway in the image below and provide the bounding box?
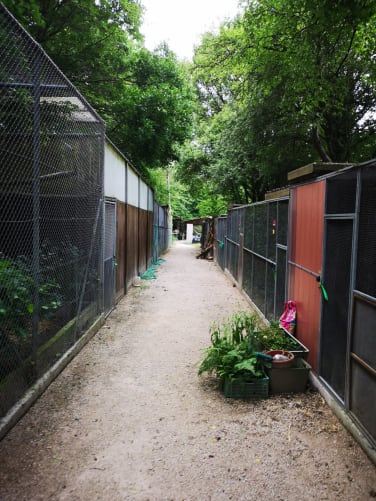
[0,241,375,500]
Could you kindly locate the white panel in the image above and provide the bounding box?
[104,143,126,202]
[140,180,148,210]
[127,165,139,207]
[186,224,193,242]
[148,187,154,211]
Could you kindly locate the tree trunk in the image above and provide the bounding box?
[312,126,332,162]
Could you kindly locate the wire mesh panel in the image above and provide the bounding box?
[326,170,357,215]
[225,207,246,281]
[348,163,376,446]
[320,219,353,400]
[252,255,266,314]
[244,205,254,250]
[349,295,376,444]
[104,202,116,315]
[214,217,226,270]
[319,163,376,446]
[265,262,276,320]
[242,249,253,299]
[277,200,289,247]
[241,199,289,320]
[226,240,239,280]
[356,165,376,297]
[276,246,287,317]
[0,6,104,416]
[254,204,267,256]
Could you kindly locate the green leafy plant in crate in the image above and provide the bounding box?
[198,310,271,387]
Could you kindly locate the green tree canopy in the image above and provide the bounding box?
[188,0,376,202]
[4,0,195,175]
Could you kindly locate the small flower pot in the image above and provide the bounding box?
[264,350,294,369]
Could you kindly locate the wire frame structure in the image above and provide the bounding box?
[218,199,289,321]
[0,5,105,416]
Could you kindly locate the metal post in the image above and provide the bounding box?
[31,53,41,369]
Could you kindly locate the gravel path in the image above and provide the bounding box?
[0,241,375,500]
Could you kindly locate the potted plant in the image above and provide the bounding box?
[257,321,309,359]
[256,322,311,394]
[266,357,312,394]
[198,310,270,399]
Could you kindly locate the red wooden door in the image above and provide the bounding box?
[288,181,325,370]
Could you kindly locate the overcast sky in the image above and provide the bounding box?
[140,0,241,60]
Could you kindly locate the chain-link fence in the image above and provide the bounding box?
[0,5,104,416]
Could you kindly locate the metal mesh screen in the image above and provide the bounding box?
[215,217,226,270]
[265,262,275,320]
[104,202,116,314]
[326,170,357,214]
[254,204,267,256]
[241,200,288,319]
[0,6,104,416]
[252,255,266,313]
[267,202,277,260]
[350,360,376,442]
[351,297,376,369]
[320,163,376,447]
[226,240,238,279]
[356,165,376,297]
[276,246,287,317]
[320,219,353,400]
[227,209,239,243]
[242,250,253,299]
[349,296,376,443]
[277,200,289,246]
[244,205,254,250]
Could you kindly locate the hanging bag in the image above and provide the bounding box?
[279,300,297,335]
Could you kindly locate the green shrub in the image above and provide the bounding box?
[258,320,301,351]
[0,257,62,339]
[198,310,270,381]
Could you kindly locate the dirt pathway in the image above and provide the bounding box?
[0,242,375,500]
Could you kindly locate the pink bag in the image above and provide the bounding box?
[279,300,296,335]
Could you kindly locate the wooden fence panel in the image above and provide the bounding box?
[116,202,126,300]
[126,205,139,291]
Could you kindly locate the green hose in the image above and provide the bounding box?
[140,258,165,280]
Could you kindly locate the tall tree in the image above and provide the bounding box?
[189,0,376,201]
[104,46,195,172]
[240,0,376,162]
[3,0,195,174]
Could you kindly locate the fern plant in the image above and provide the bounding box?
[198,310,270,381]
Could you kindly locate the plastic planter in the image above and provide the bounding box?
[267,358,311,394]
[223,375,269,400]
[280,329,309,360]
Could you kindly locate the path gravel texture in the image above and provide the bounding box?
[0,241,375,500]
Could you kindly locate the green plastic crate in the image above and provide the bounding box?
[223,376,269,400]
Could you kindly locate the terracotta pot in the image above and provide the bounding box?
[265,350,294,369]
